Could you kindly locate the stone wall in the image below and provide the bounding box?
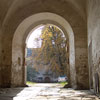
[88,0,100,93]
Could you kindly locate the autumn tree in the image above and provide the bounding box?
[34,25,68,76]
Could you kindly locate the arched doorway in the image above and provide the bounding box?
[26,24,69,84]
[44,77,51,83]
[12,12,76,88]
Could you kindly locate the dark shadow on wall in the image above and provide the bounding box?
[94,73,99,95]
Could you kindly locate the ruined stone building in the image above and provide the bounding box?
[0,0,100,95]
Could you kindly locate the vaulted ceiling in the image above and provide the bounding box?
[0,0,87,26]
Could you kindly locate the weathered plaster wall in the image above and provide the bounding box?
[74,27,88,89]
[0,26,11,87]
[12,28,25,87]
[88,0,100,92]
[0,0,13,24]
[0,31,11,87]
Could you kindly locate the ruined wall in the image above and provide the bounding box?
[88,0,100,93]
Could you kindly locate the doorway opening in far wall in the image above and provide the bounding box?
[25,24,69,86]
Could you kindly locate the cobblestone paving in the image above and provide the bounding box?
[0,83,99,100]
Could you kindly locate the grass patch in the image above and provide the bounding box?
[26,81,36,85]
[59,82,68,86]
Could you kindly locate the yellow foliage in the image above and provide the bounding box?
[33,25,68,75]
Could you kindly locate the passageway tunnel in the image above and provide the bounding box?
[0,0,100,99]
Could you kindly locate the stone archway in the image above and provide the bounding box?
[12,12,76,88]
[44,77,51,83]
